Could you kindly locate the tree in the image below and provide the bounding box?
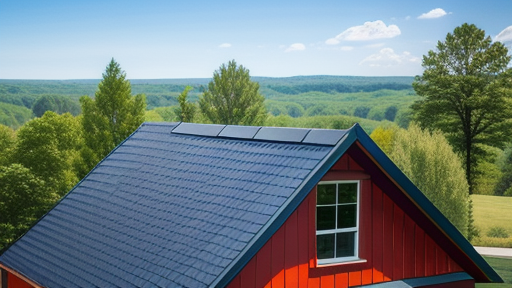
[199,60,266,125]
[371,124,472,238]
[80,58,146,173]
[412,23,512,194]
[11,111,83,196]
[0,164,56,249]
[174,86,196,122]
[32,94,81,117]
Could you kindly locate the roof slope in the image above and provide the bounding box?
[0,122,348,288]
[0,122,501,287]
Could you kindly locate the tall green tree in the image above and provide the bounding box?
[412,23,512,194]
[371,124,472,238]
[80,58,146,173]
[199,60,266,125]
[175,86,196,122]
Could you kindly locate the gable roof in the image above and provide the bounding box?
[0,122,501,288]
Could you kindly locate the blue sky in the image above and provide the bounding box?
[1,0,511,79]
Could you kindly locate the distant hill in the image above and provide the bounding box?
[0,76,417,128]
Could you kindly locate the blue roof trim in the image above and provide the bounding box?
[212,126,358,288]
[359,272,473,287]
[353,126,502,283]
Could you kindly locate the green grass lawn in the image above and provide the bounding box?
[471,195,512,248]
[475,257,512,287]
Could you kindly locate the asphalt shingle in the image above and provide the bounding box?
[0,122,339,288]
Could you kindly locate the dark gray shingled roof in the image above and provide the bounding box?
[0,122,501,287]
[0,122,349,288]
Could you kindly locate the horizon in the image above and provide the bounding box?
[1,0,511,80]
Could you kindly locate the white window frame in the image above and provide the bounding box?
[316,180,360,265]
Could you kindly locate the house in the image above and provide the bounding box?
[0,122,502,288]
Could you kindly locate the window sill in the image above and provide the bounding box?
[309,258,371,277]
[317,258,367,267]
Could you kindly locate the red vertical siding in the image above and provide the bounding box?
[229,154,466,288]
[6,272,34,288]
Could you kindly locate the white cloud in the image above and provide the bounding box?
[326,20,401,45]
[418,8,448,19]
[359,48,420,67]
[340,46,354,51]
[219,43,232,48]
[495,25,512,46]
[285,43,306,52]
[365,43,385,49]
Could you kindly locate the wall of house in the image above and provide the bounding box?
[0,269,34,288]
[226,153,469,288]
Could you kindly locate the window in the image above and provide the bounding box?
[316,181,359,265]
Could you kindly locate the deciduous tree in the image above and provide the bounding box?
[412,23,512,194]
[11,111,82,196]
[199,60,266,125]
[80,59,146,173]
[0,164,56,249]
[372,124,472,238]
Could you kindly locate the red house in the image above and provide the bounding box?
[0,122,502,288]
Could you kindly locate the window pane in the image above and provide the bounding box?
[338,183,357,204]
[336,232,356,257]
[317,184,336,205]
[337,204,356,229]
[317,206,336,230]
[317,234,335,259]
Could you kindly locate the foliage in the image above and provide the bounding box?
[11,112,83,196]
[152,106,178,122]
[175,86,196,122]
[0,102,34,129]
[0,124,16,166]
[0,164,56,250]
[384,106,398,122]
[80,59,146,174]
[369,126,397,155]
[373,124,471,237]
[264,114,386,134]
[145,110,164,122]
[199,60,266,125]
[495,147,512,196]
[487,226,510,238]
[32,94,81,117]
[412,23,512,194]
[353,106,370,118]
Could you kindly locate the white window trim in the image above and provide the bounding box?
[316,180,360,265]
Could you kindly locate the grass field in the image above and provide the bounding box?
[471,195,512,248]
[475,257,512,287]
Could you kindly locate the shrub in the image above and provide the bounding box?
[487,226,510,238]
